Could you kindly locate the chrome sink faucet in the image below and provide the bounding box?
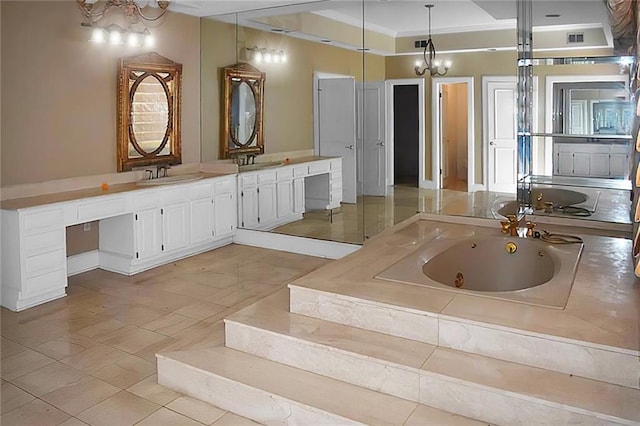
[156,164,171,178]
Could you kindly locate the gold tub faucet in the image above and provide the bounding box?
[500,214,523,237]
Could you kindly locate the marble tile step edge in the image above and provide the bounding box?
[223,308,640,425]
[156,347,483,426]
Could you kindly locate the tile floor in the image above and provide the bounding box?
[274,185,632,244]
[1,245,331,425]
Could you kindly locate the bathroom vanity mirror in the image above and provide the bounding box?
[221,63,265,159]
[117,52,182,172]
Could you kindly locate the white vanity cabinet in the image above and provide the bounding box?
[237,157,342,231]
[554,143,630,178]
[1,206,69,311]
[101,175,237,275]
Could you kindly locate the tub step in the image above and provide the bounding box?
[288,283,640,389]
[157,347,482,425]
[224,291,640,425]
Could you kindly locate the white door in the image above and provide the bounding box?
[191,198,214,244]
[214,192,235,237]
[240,186,258,228]
[293,178,305,214]
[258,183,276,224]
[134,208,161,260]
[318,78,357,203]
[276,180,293,218]
[162,202,189,252]
[487,80,517,193]
[357,81,386,196]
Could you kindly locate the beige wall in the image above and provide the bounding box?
[0,1,201,187]
[200,19,384,162]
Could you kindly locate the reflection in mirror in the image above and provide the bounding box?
[117,52,182,172]
[201,0,634,246]
[230,81,257,146]
[221,63,264,159]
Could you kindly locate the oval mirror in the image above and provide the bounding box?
[130,73,170,157]
[230,81,257,147]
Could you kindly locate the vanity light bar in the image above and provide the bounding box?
[246,47,287,65]
[87,24,154,48]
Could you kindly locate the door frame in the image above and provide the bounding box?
[385,79,425,187]
[432,77,476,191]
[544,74,627,176]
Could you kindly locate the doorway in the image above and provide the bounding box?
[386,78,425,188]
[392,85,420,187]
[432,77,474,191]
[440,83,469,191]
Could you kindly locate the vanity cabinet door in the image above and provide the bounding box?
[162,202,189,252]
[240,186,259,228]
[293,178,305,214]
[590,153,610,176]
[557,152,574,175]
[214,192,236,237]
[191,198,214,245]
[258,183,277,224]
[610,153,629,177]
[135,208,162,260]
[573,152,591,175]
[276,180,294,218]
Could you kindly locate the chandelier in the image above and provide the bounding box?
[76,0,171,48]
[414,4,451,77]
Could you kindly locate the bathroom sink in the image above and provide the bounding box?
[422,236,554,291]
[136,173,203,186]
[376,226,583,309]
[238,161,285,171]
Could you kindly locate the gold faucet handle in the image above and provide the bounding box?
[526,221,536,237]
[500,220,510,234]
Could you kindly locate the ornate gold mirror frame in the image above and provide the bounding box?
[221,63,265,159]
[117,52,182,172]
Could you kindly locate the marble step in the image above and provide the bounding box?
[288,283,640,389]
[157,346,484,426]
[225,300,640,425]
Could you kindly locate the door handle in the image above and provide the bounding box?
[489,141,495,146]
[377,141,385,147]
[345,145,354,150]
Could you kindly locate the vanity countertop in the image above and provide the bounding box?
[237,155,338,172]
[0,172,232,211]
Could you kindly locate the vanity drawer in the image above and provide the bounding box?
[190,182,214,200]
[24,248,66,278]
[293,166,308,177]
[276,168,293,181]
[129,191,160,211]
[21,208,63,235]
[240,174,258,187]
[214,178,235,194]
[163,187,190,204]
[24,269,66,297]
[22,229,65,257]
[258,171,276,184]
[78,196,126,222]
[309,161,330,175]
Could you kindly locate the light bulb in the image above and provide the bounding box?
[90,27,105,43]
[273,53,281,63]
[434,60,441,67]
[254,51,263,63]
[444,60,452,69]
[109,30,122,45]
[144,33,155,48]
[127,32,140,47]
[415,60,421,67]
[264,52,272,63]
[280,51,287,63]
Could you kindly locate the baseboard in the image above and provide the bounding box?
[420,180,436,189]
[67,250,100,276]
[469,183,486,192]
[233,229,361,260]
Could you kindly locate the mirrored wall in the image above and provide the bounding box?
[200,0,633,246]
